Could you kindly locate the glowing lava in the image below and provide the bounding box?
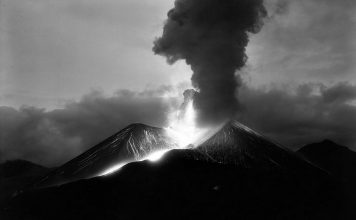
[146,149,171,162]
[100,163,125,176]
[100,149,171,176]
[165,99,203,148]
[164,94,226,150]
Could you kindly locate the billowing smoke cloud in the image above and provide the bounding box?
[153,0,267,125]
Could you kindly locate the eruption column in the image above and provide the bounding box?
[154,0,267,125]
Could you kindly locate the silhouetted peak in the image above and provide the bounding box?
[299,139,348,156]
[321,139,337,145]
[298,139,356,184]
[0,160,48,178]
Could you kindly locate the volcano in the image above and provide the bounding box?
[33,120,316,188]
[3,121,351,219]
[33,120,321,188]
[33,123,176,187]
[184,121,318,170]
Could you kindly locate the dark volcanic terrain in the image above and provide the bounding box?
[0,160,49,206]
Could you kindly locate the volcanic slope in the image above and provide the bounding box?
[2,120,349,219]
[33,123,176,187]
[188,121,319,171]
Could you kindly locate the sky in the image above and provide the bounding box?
[0,0,355,166]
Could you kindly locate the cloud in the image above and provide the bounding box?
[0,0,188,109]
[1,82,355,167]
[237,82,356,149]
[246,0,356,86]
[322,82,356,104]
[0,88,178,166]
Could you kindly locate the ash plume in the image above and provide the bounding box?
[153,0,267,125]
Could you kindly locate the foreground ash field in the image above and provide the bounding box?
[1,121,355,219]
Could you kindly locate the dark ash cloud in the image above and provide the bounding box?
[0,89,176,166]
[154,0,267,125]
[238,82,356,150]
